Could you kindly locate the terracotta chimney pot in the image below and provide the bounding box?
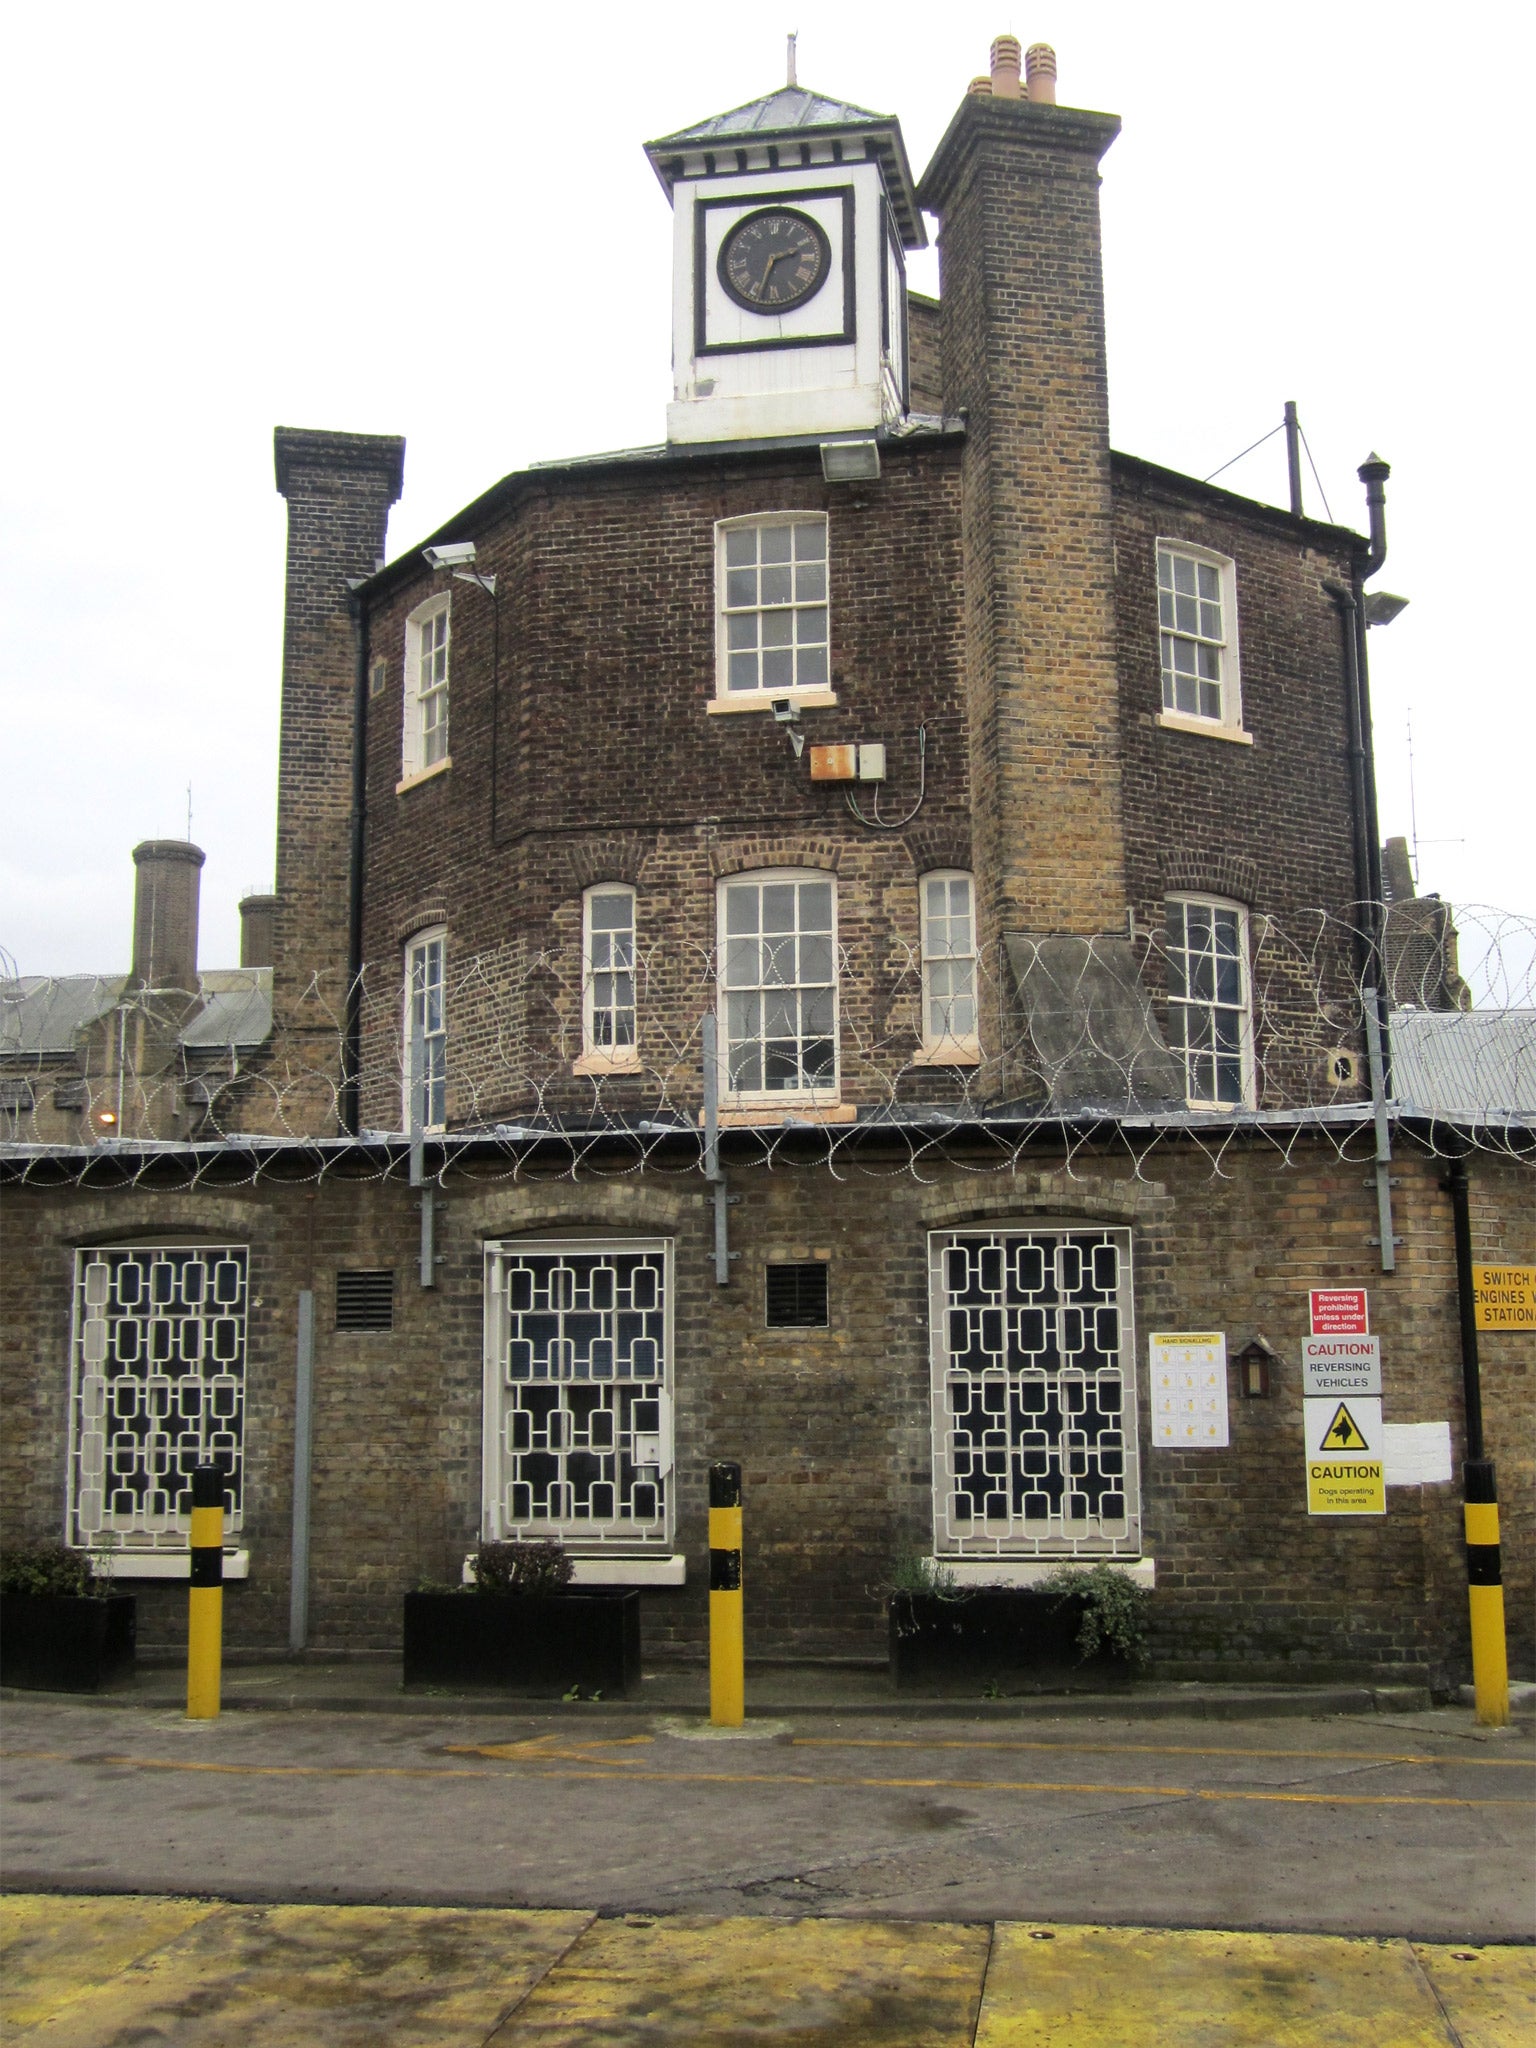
[1025,43,1057,104]
[990,34,1023,98]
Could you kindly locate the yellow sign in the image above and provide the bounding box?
[1321,1402,1369,1451]
[1472,1265,1536,1330]
[1307,1460,1385,1515]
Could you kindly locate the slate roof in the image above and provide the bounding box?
[1390,1008,1536,1126]
[645,85,925,248]
[1,970,272,1059]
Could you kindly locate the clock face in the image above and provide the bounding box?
[718,207,831,313]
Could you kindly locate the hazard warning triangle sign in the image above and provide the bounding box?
[1322,1401,1369,1451]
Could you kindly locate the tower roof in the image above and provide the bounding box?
[645,85,925,248]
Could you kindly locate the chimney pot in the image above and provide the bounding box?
[990,34,1023,98]
[968,74,994,97]
[1025,42,1057,103]
[131,840,205,994]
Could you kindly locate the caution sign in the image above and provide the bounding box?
[1472,1265,1536,1330]
[1304,1394,1385,1516]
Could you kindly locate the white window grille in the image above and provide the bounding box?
[583,886,637,1058]
[719,872,837,1101]
[920,871,979,1055]
[716,515,829,701]
[1164,895,1254,1108]
[930,1227,1140,1560]
[483,1239,673,1550]
[69,1245,248,1554]
[1157,543,1241,729]
[402,595,450,777]
[404,927,447,1132]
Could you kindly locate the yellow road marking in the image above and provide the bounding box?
[3,1749,1529,1810]
[791,1733,1536,1769]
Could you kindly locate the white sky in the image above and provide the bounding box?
[3,0,1531,996]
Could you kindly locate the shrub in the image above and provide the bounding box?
[1038,1564,1151,1667]
[0,1542,99,1599]
[471,1540,574,1597]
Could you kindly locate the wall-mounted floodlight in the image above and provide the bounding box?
[422,541,478,570]
[820,439,881,483]
[1364,591,1409,628]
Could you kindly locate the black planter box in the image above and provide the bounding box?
[0,1593,137,1693]
[403,1589,641,1697]
[889,1587,1130,1692]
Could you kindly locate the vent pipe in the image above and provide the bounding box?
[1025,44,1057,103]
[990,35,1022,98]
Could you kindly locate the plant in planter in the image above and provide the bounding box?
[888,1555,1149,1693]
[402,1540,641,1698]
[0,1541,137,1693]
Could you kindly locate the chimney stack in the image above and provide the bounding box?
[989,34,1022,98]
[131,840,204,994]
[1025,43,1057,103]
[239,892,278,968]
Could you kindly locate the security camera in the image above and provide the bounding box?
[422,540,477,570]
[771,698,800,724]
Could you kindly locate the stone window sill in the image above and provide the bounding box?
[396,756,453,795]
[910,1044,982,1068]
[1156,712,1253,746]
[707,689,838,716]
[462,1553,685,1587]
[704,1104,857,1127]
[85,1549,251,1581]
[933,1556,1155,1589]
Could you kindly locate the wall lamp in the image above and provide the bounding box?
[820,438,881,483]
[1364,591,1409,628]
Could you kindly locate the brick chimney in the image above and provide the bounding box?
[131,839,204,994]
[238,892,277,969]
[917,50,1125,945]
[272,428,405,1126]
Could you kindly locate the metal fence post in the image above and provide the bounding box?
[708,1461,744,1726]
[186,1463,225,1719]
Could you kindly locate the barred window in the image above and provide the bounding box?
[716,516,829,701]
[583,887,637,1058]
[720,872,837,1101]
[1157,544,1240,730]
[404,928,447,1132]
[70,1245,247,1554]
[402,594,450,778]
[920,871,979,1055]
[1165,895,1254,1108]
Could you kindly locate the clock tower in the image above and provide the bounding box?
[644,86,926,445]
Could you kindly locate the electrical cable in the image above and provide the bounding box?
[845,724,927,829]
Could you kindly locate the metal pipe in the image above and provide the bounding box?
[1284,401,1303,517]
[1358,453,1390,578]
[288,1290,314,1653]
[341,592,370,1138]
[1445,1153,1484,1461]
[1361,989,1397,1274]
[702,1011,730,1286]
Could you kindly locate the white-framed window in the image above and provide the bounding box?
[1156,542,1243,733]
[402,594,451,779]
[69,1244,248,1555]
[403,927,447,1132]
[929,1225,1141,1560]
[714,514,832,707]
[920,871,980,1058]
[582,886,637,1063]
[1164,895,1254,1108]
[482,1237,674,1551]
[719,871,838,1102]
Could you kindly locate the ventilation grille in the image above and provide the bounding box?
[765,1262,829,1329]
[336,1270,395,1332]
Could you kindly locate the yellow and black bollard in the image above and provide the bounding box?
[1465,1460,1509,1728]
[708,1461,744,1727]
[186,1463,225,1720]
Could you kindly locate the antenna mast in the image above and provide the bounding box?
[787,31,797,87]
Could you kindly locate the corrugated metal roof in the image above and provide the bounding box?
[1390,1009,1536,1125]
[0,969,272,1057]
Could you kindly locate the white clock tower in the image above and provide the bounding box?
[644,85,926,446]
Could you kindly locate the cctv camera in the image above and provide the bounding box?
[422,540,477,570]
[771,698,800,724]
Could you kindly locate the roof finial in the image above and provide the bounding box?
[786,30,798,88]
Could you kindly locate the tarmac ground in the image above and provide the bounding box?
[3,1673,1532,2042]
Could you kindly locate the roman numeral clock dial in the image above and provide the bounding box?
[718,207,830,312]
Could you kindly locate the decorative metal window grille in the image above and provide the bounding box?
[1165,896,1253,1107]
[404,930,447,1131]
[1158,546,1226,721]
[929,1228,1139,1560]
[335,1270,394,1331]
[584,888,637,1053]
[483,1240,673,1549]
[721,874,837,1099]
[719,517,829,695]
[920,872,979,1050]
[70,1245,247,1552]
[765,1262,829,1329]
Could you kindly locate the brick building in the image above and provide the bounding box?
[3,39,1530,1687]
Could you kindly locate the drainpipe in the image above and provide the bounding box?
[341,587,370,1138]
[1443,1149,1509,1725]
